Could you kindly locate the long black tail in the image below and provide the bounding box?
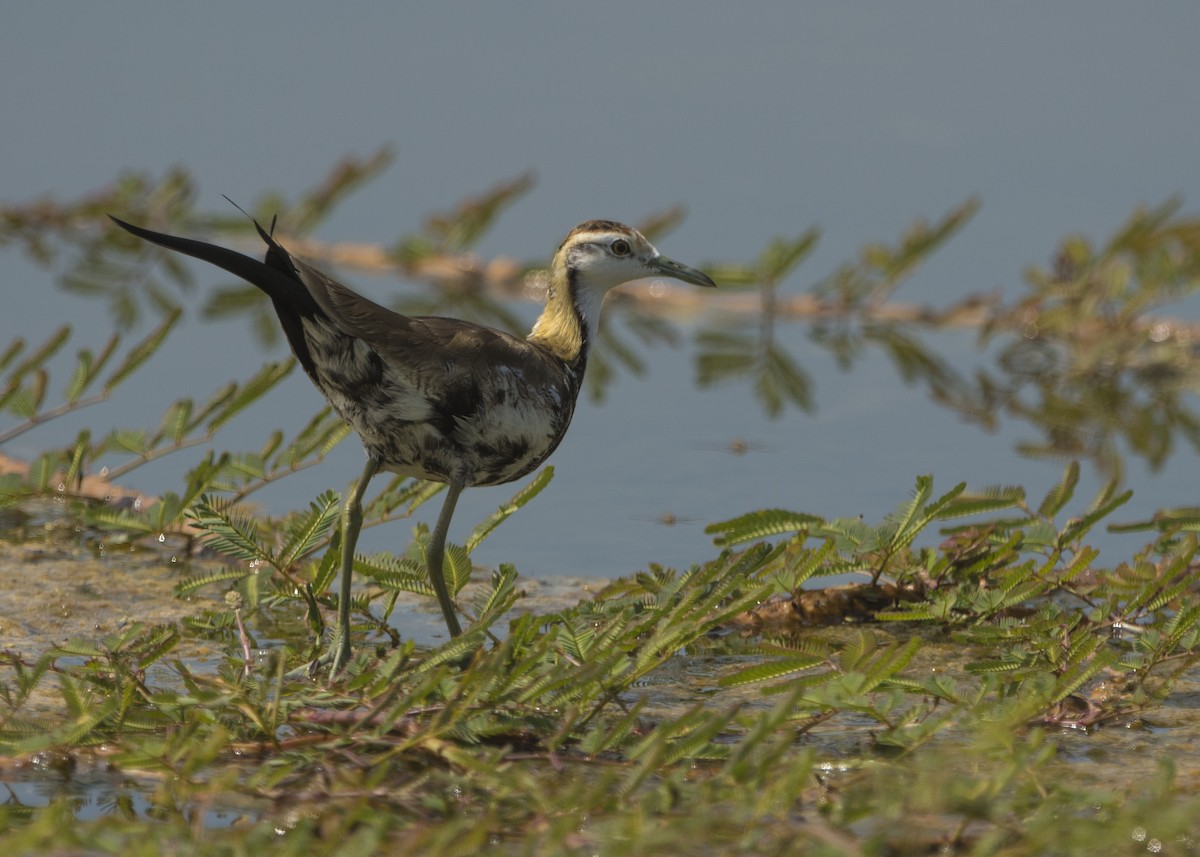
[108,216,317,314]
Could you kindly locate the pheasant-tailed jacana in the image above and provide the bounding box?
[111,214,716,674]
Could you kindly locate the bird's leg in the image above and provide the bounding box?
[426,478,465,637]
[325,456,379,676]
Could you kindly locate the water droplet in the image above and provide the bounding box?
[157,533,166,543]
[522,269,550,301]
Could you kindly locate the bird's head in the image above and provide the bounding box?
[529,220,715,364]
[555,220,716,294]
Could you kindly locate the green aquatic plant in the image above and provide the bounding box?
[4,166,1200,853]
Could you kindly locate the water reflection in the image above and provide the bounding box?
[1,767,252,828]
[5,166,1200,489]
[695,196,1200,482]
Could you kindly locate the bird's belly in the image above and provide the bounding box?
[450,397,571,486]
[302,321,576,487]
[327,384,571,488]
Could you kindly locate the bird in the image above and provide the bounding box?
[110,212,717,675]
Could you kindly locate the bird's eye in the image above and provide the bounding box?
[611,239,631,257]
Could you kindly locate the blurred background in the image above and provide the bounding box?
[4,3,1200,581]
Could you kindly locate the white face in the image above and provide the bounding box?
[529,222,714,361]
[564,230,661,293]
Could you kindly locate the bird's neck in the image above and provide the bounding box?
[527,267,603,367]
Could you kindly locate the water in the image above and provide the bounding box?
[4,7,1200,845]
[2,3,1199,582]
[6,283,1197,583]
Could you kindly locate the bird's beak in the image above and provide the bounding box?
[648,255,718,288]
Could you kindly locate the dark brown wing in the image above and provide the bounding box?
[110,216,530,384]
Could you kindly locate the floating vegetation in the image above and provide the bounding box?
[2,166,1200,853]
